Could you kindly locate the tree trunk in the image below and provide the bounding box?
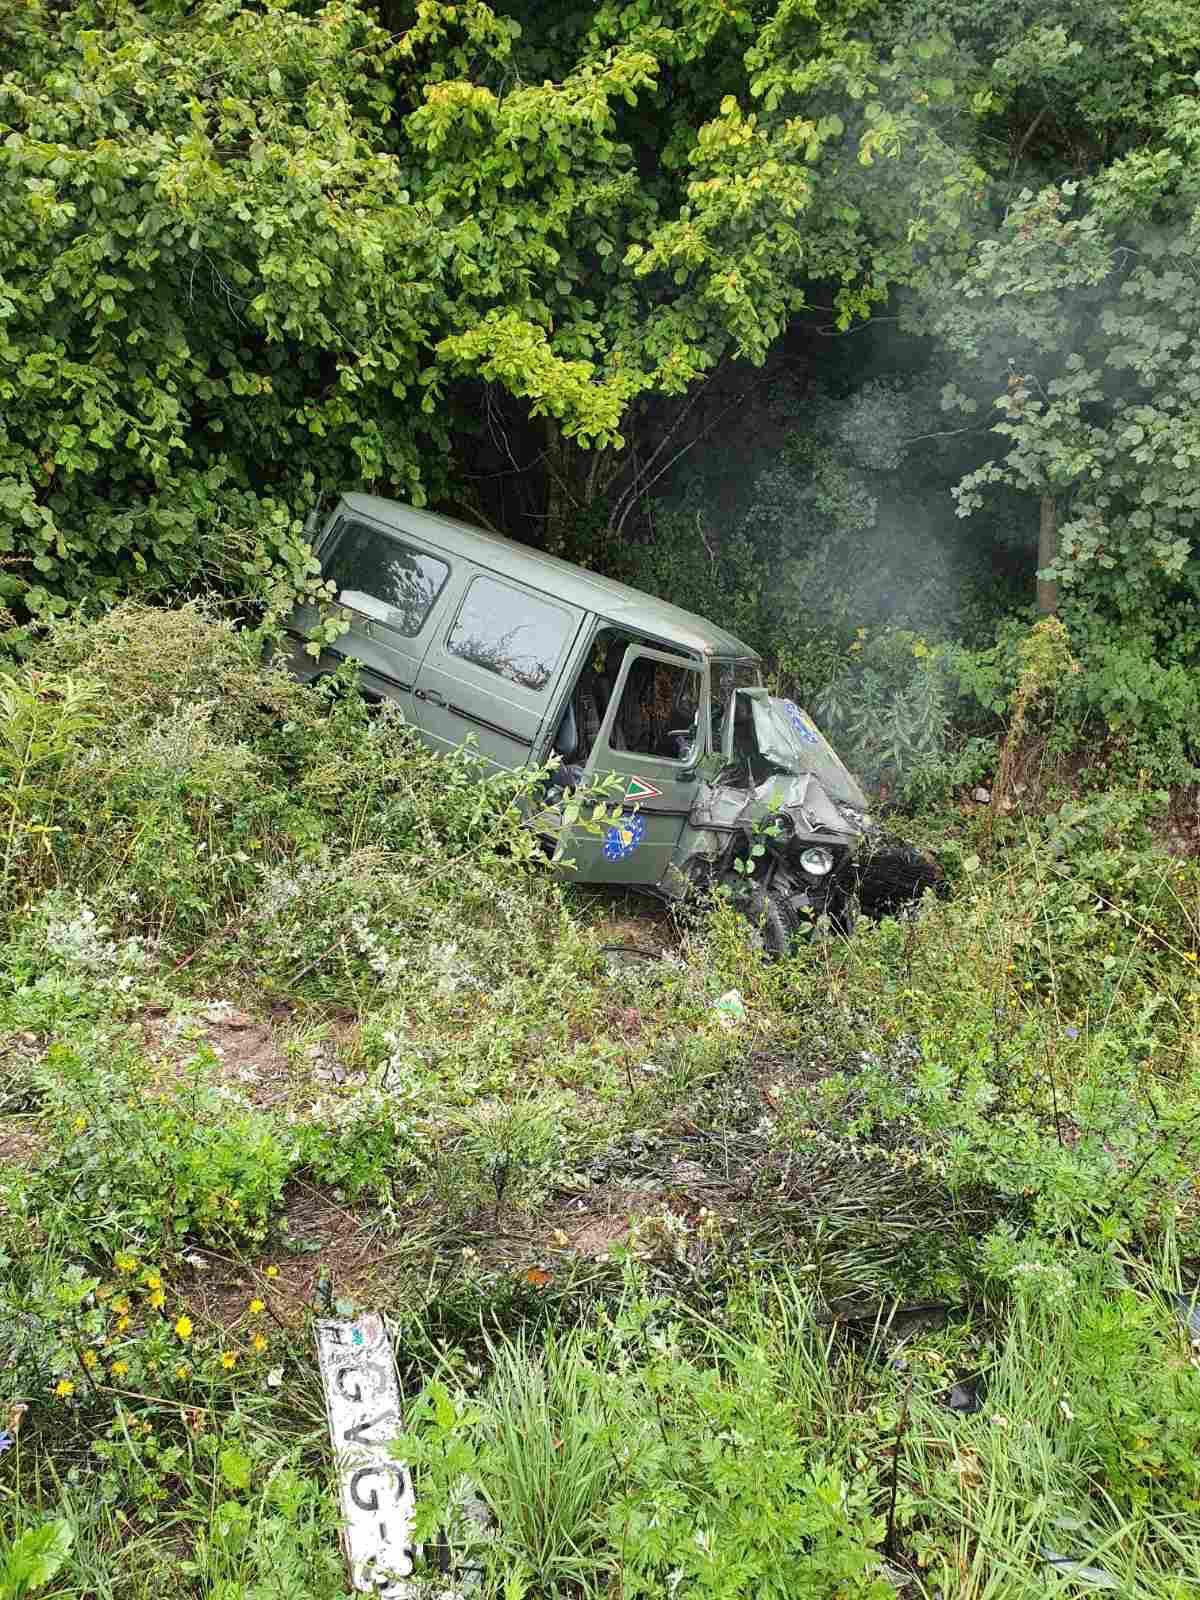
[1037,494,1058,615]
[541,415,572,554]
[539,415,624,554]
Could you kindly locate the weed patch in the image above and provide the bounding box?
[1,605,1198,1596]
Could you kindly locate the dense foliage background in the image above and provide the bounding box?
[3,0,1200,791]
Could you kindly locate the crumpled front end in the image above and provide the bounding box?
[661,690,943,952]
[678,768,865,938]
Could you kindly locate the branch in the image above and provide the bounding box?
[609,384,761,540]
[809,315,904,338]
[903,424,992,443]
[446,495,503,536]
[1010,106,1050,180]
[605,365,727,532]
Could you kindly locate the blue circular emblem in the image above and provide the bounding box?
[783,700,821,746]
[603,812,646,862]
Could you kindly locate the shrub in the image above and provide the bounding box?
[404,1305,892,1599]
[30,1035,295,1252]
[1,604,562,952]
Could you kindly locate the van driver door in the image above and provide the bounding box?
[562,647,705,888]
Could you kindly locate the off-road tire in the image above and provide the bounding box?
[856,833,947,920]
[722,876,799,958]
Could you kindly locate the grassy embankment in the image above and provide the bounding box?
[1,606,1198,1599]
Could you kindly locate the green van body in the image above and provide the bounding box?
[281,493,874,945]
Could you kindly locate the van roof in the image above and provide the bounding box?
[338,494,761,661]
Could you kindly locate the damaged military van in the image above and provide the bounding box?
[280,494,941,954]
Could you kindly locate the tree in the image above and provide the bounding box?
[857,0,1200,617]
[0,0,458,613]
[941,150,1200,620]
[1,0,989,610]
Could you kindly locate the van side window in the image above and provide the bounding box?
[611,657,701,761]
[446,576,572,692]
[324,520,449,636]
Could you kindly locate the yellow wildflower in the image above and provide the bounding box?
[248,1299,265,1316]
[81,1350,99,1370]
[174,1314,194,1341]
[175,1364,190,1380]
[72,1114,87,1133]
[251,1333,268,1354]
[265,1266,279,1279]
[220,1351,236,1370]
[112,1296,130,1315]
[142,1270,162,1291]
[148,1290,165,1312]
[115,1253,138,1274]
[116,1316,131,1333]
[112,1360,130,1378]
[55,1379,75,1399]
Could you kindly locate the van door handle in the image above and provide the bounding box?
[415,688,445,707]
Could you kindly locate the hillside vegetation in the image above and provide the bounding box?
[0,606,1196,1597]
[4,0,1200,1592]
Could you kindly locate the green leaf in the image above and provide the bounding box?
[1,1520,74,1593]
[433,1381,456,1430]
[219,1446,253,1491]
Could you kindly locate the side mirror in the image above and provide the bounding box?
[553,702,579,760]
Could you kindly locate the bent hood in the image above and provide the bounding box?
[747,694,870,811]
[690,768,860,838]
[688,691,870,839]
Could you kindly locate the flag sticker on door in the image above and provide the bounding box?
[603,813,646,861]
[624,776,663,802]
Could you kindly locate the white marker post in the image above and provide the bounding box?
[315,1313,416,1598]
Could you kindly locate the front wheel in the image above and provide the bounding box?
[720,876,799,959]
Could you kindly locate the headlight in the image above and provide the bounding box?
[799,846,834,877]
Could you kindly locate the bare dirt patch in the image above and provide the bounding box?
[179,1182,404,1333]
[549,1178,727,1262]
[571,887,681,959]
[139,1003,296,1109]
[563,1206,636,1259]
[0,1120,42,1169]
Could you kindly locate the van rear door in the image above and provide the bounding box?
[412,570,584,770]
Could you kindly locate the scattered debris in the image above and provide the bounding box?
[713,989,747,1028]
[200,1001,255,1029]
[854,833,949,921]
[973,787,991,804]
[942,1376,984,1415]
[1040,1549,1120,1590]
[316,1312,415,1598]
